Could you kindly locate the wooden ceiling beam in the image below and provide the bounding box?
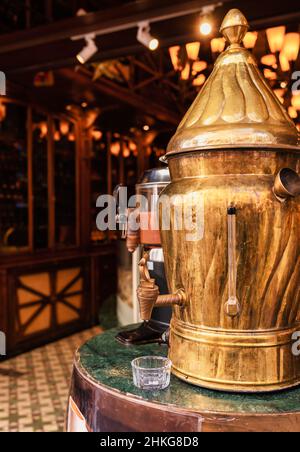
[58,67,180,125]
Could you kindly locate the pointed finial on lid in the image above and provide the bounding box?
[220,9,249,45]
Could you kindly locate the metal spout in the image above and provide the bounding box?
[273,168,300,203]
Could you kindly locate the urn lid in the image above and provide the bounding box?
[166,9,300,158]
[137,167,170,188]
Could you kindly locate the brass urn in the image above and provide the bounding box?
[137,9,300,392]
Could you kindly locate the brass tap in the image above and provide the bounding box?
[137,252,186,321]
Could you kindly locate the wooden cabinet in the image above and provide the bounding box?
[0,100,117,356]
[8,258,90,354]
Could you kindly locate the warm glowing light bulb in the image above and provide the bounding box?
[288,106,298,119]
[149,38,159,51]
[200,22,212,36]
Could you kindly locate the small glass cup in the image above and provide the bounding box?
[131,356,172,391]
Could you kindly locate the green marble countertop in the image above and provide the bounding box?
[77,326,300,415]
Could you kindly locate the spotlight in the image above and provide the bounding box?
[198,4,220,37]
[200,19,212,36]
[137,22,159,51]
[76,35,98,64]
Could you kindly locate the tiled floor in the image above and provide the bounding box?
[0,327,102,432]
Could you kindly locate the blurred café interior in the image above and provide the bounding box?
[0,0,299,432]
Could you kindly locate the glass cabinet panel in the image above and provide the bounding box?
[54,119,77,247]
[0,102,28,253]
[90,133,108,244]
[32,111,49,250]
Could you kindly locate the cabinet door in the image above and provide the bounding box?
[0,102,29,253]
[8,259,90,354]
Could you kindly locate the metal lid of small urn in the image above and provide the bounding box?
[136,167,170,189]
[165,9,300,159]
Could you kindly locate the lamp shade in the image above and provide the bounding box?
[60,120,70,136]
[169,46,181,71]
[186,42,200,61]
[211,38,226,53]
[192,61,207,73]
[282,33,300,61]
[266,26,286,53]
[0,102,7,122]
[292,94,300,111]
[279,52,290,72]
[288,106,298,119]
[243,31,258,49]
[193,74,206,87]
[40,122,48,138]
[261,54,277,67]
[264,68,277,80]
[181,63,190,81]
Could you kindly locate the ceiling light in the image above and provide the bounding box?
[143,125,150,132]
[243,31,258,49]
[60,120,70,136]
[266,26,286,53]
[292,94,300,111]
[169,46,181,71]
[54,131,61,142]
[211,37,226,53]
[193,74,206,87]
[181,63,190,81]
[39,121,48,138]
[186,42,200,61]
[76,35,98,64]
[111,142,121,156]
[288,106,298,119]
[264,69,277,81]
[279,52,290,72]
[200,20,212,36]
[282,33,300,62]
[92,129,103,141]
[137,22,159,51]
[192,61,207,73]
[198,4,219,37]
[261,54,277,67]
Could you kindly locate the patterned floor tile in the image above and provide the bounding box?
[0,327,102,432]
